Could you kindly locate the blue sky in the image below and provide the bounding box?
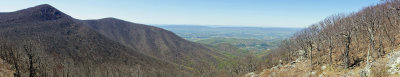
[0,0,380,27]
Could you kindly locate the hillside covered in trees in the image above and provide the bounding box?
[0,4,265,77]
[257,0,400,76]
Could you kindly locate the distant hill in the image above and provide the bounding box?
[158,25,212,28]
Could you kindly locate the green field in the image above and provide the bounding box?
[158,25,301,52]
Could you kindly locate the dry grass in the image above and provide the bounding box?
[370,58,389,77]
[258,57,391,77]
[259,59,314,77]
[375,52,400,77]
[0,59,14,77]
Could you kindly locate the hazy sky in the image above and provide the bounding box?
[1,0,380,27]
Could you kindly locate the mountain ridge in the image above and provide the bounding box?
[84,17,220,68]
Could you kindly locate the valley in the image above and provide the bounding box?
[159,25,300,53]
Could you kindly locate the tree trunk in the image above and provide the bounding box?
[28,54,35,77]
[309,42,313,69]
[344,35,351,68]
[329,36,333,65]
[367,27,375,66]
[378,34,384,58]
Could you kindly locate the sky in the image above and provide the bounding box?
[0,0,381,28]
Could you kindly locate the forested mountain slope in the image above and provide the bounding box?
[84,18,220,69]
[0,4,194,77]
[84,18,263,77]
[258,0,400,76]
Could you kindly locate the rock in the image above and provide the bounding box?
[311,71,316,75]
[359,69,369,77]
[321,65,327,70]
[387,50,400,74]
[245,72,259,77]
[269,72,276,77]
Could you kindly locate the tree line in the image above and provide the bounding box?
[265,0,400,70]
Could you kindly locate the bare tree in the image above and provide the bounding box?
[23,40,38,77]
[322,15,341,65]
[360,6,380,65]
[337,14,358,68]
